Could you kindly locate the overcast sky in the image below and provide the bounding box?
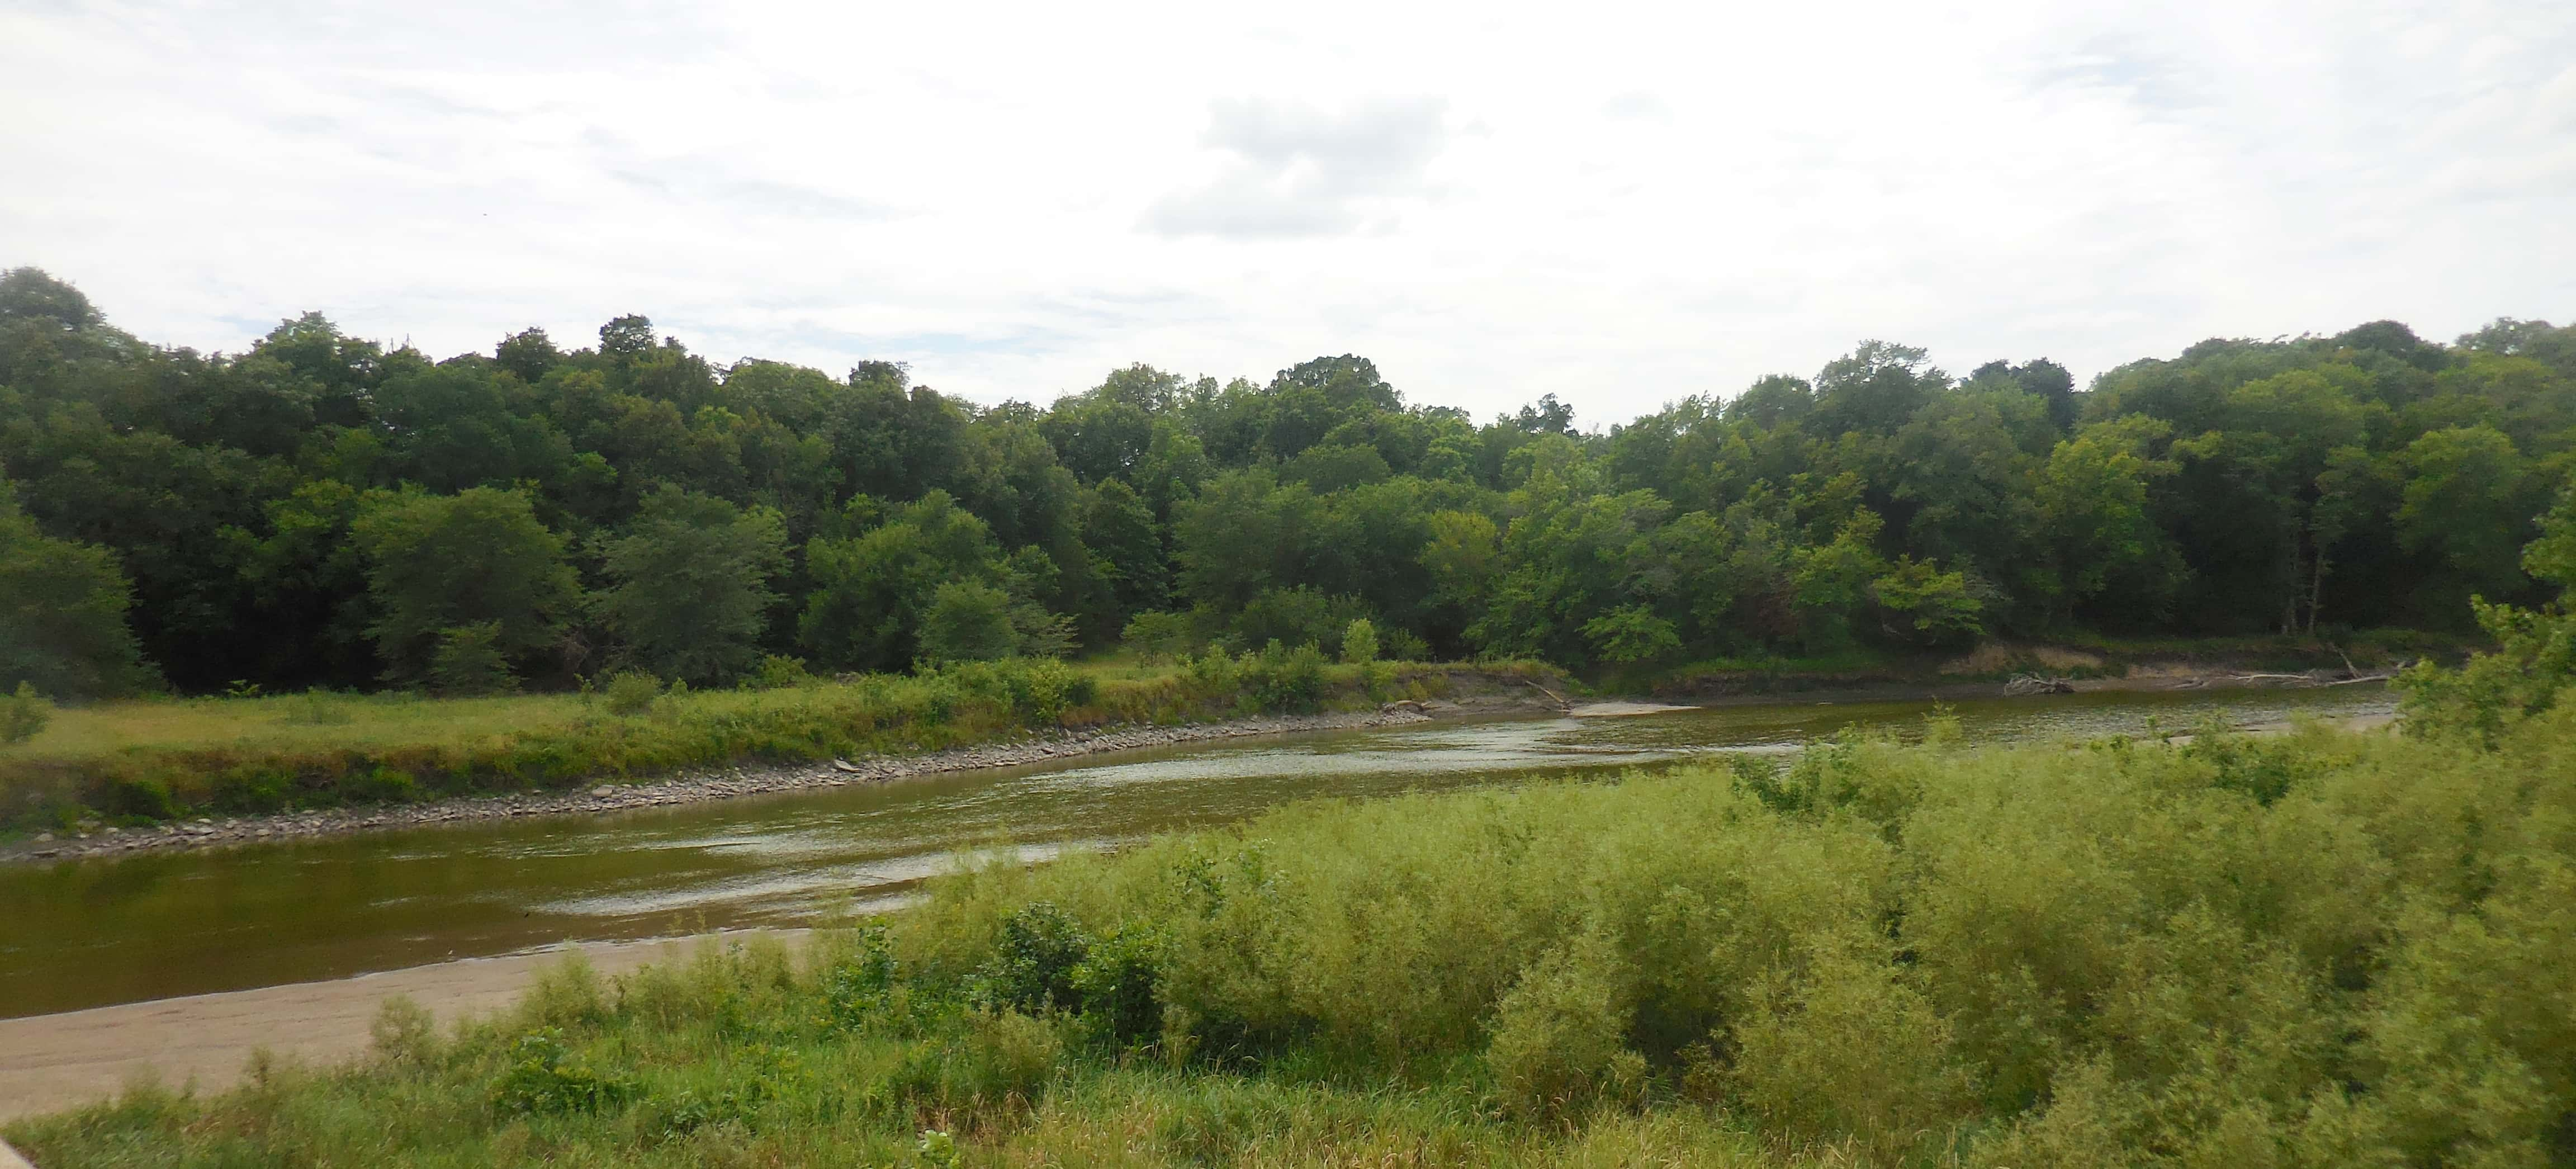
[4,0,2572,424]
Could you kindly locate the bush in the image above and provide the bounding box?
[2,680,50,745]
[1381,627,1431,662]
[103,775,179,820]
[1339,618,1379,666]
[602,670,661,716]
[1120,610,1199,664]
[973,902,1091,1014]
[1239,641,1328,713]
[1487,933,1642,1118]
[488,1029,634,1115]
[748,654,813,690]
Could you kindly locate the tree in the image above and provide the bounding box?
[598,487,791,684]
[1581,605,1680,664]
[917,581,1019,664]
[349,487,581,686]
[799,491,1007,672]
[1869,558,1985,646]
[2394,425,2534,602]
[0,474,155,698]
[2033,417,2180,625]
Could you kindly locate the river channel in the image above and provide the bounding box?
[0,685,2392,1019]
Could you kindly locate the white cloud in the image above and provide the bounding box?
[1145,97,1450,239]
[1,0,2570,423]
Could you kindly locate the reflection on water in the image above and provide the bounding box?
[0,685,2391,1017]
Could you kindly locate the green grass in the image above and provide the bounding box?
[0,657,1536,836]
[13,704,2576,1166]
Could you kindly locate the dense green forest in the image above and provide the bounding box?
[6,265,2574,699]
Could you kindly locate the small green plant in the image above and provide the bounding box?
[488,1029,635,1115]
[222,679,264,699]
[602,670,661,717]
[2,681,50,745]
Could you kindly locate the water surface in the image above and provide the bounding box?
[0,685,2389,1017]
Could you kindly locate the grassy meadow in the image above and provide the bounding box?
[0,654,1551,836]
[12,701,2575,1167]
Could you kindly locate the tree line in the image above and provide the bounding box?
[4,265,2573,698]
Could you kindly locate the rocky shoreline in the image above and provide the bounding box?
[1,699,1540,867]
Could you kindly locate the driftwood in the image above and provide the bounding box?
[2004,674,2076,696]
[2226,658,2411,688]
[1520,678,1575,712]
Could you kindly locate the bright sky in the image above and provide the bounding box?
[4,0,2572,423]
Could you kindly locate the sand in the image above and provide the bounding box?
[0,930,810,1126]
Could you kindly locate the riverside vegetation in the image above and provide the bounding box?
[9,266,2576,712]
[12,520,2576,1166]
[0,650,1536,837]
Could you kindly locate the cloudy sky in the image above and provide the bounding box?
[4,0,2572,423]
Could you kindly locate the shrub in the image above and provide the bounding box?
[1121,610,1199,664]
[487,1029,634,1115]
[344,766,420,804]
[887,1009,1062,1111]
[1240,641,1328,714]
[1382,626,1431,663]
[973,902,1090,1014]
[602,670,661,716]
[1339,618,1379,666]
[1068,922,1168,1044]
[2,680,50,745]
[749,654,814,690]
[103,776,179,820]
[1487,933,1642,1118]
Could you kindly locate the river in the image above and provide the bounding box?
[0,685,2391,1019]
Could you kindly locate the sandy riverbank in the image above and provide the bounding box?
[0,930,813,1125]
[3,692,1580,868]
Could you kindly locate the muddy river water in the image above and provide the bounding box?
[0,685,2391,1018]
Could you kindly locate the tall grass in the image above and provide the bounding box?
[0,656,1513,834]
[14,704,2575,1166]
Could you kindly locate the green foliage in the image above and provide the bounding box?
[487,1029,636,1115]
[8,266,2575,699]
[1120,610,1199,663]
[601,670,661,717]
[1339,617,1378,666]
[747,654,813,690]
[427,622,516,695]
[2400,489,2576,742]
[917,581,1019,664]
[2,680,50,745]
[0,479,153,699]
[45,716,2576,1165]
[596,488,790,685]
[1869,556,1985,645]
[351,487,579,685]
[1580,604,1680,664]
[1239,640,1329,713]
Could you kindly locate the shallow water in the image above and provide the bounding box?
[0,685,2390,1018]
